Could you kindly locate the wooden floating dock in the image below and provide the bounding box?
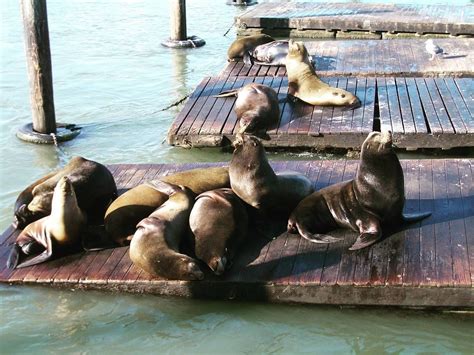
[224,39,474,78]
[236,2,474,38]
[0,160,472,309]
[167,65,474,150]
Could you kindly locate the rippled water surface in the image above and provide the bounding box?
[1,0,473,353]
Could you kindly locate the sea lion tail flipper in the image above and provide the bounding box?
[349,232,381,251]
[6,244,21,269]
[16,249,52,268]
[243,52,254,66]
[148,180,182,196]
[297,224,342,244]
[402,211,431,223]
[213,89,239,98]
[82,225,118,251]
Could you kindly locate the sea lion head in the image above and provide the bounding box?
[361,131,394,156]
[287,39,310,63]
[232,134,267,167]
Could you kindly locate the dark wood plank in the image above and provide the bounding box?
[386,77,404,134]
[444,78,474,133]
[351,77,367,133]
[425,79,455,134]
[454,78,474,118]
[415,78,443,134]
[377,77,393,132]
[396,78,416,134]
[435,78,468,134]
[458,159,474,285]
[405,78,428,134]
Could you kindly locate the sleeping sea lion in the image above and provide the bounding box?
[285,40,360,107]
[129,181,204,280]
[189,188,248,275]
[215,83,280,138]
[7,176,87,269]
[227,34,275,61]
[287,131,432,250]
[104,166,230,246]
[243,40,314,67]
[13,156,117,229]
[229,134,313,217]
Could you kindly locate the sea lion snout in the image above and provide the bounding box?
[287,219,298,234]
[209,256,227,275]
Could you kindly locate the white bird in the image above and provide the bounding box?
[425,39,445,61]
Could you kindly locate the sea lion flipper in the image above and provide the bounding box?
[6,244,21,269]
[296,223,342,244]
[243,51,254,66]
[402,211,431,223]
[147,180,182,196]
[214,89,239,98]
[16,248,53,268]
[349,232,381,251]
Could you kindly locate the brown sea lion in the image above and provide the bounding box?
[285,40,360,107]
[229,134,313,217]
[227,34,275,61]
[7,176,87,269]
[287,131,432,250]
[13,156,117,229]
[104,166,230,246]
[129,181,204,281]
[215,83,280,138]
[189,188,248,275]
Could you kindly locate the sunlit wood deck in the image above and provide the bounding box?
[235,2,474,38]
[1,160,473,309]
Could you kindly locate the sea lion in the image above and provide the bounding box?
[129,181,204,281]
[215,83,280,138]
[285,40,360,107]
[189,188,248,275]
[287,131,432,250]
[227,34,275,61]
[104,166,230,246]
[243,40,315,67]
[7,176,87,269]
[13,156,117,229]
[229,134,313,217]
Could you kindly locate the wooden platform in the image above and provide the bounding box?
[236,2,474,38]
[224,39,474,78]
[0,160,473,309]
[167,69,474,150]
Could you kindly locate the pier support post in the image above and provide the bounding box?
[17,0,80,144]
[161,0,205,48]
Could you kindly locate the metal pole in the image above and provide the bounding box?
[20,0,56,134]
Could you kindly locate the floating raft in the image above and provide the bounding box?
[236,2,474,38]
[0,160,473,309]
[167,68,474,150]
[224,39,474,78]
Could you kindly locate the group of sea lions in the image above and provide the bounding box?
[6,35,431,280]
[7,131,431,281]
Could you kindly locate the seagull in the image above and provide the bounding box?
[425,39,445,61]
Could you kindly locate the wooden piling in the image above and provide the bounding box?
[20,0,56,134]
[170,0,186,41]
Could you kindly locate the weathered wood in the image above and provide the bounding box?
[0,161,473,309]
[236,3,474,37]
[21,0,56,134]
[170,0,186,41]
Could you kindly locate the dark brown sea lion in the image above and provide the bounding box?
[243,40,315,67]
[7,176,87,269]
[129,181,204,280]
[287,131,432,250]
[215,83,280,138]
[189,188,248,275]
[104,166,230,246]
[227,34,275,61]
[229,134,313,217]
[285,40,360,107]
[13,156,117,229]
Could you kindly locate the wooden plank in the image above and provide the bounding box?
[405,78,428,134]
[454,78,474,118]
[425,79,455,134]
[432,160,454,287]
[377,77,393,132]
[168,77,211,136]
[444,78,474,133]
[445,160,471,286]
[350,77,367,132]
[338,78,356,133]
[317,78,338,134]
[458,159,474,285]
[415,78,443,134]
[386,77,404,134]
[396,78,416,134]
[435,78,468,134]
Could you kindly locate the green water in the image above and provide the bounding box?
[1,0,473,353]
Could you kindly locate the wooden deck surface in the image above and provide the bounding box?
[224,39,474,78]
[236,2,474,37]
[0,160,473,309]
[167,68,474,150]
